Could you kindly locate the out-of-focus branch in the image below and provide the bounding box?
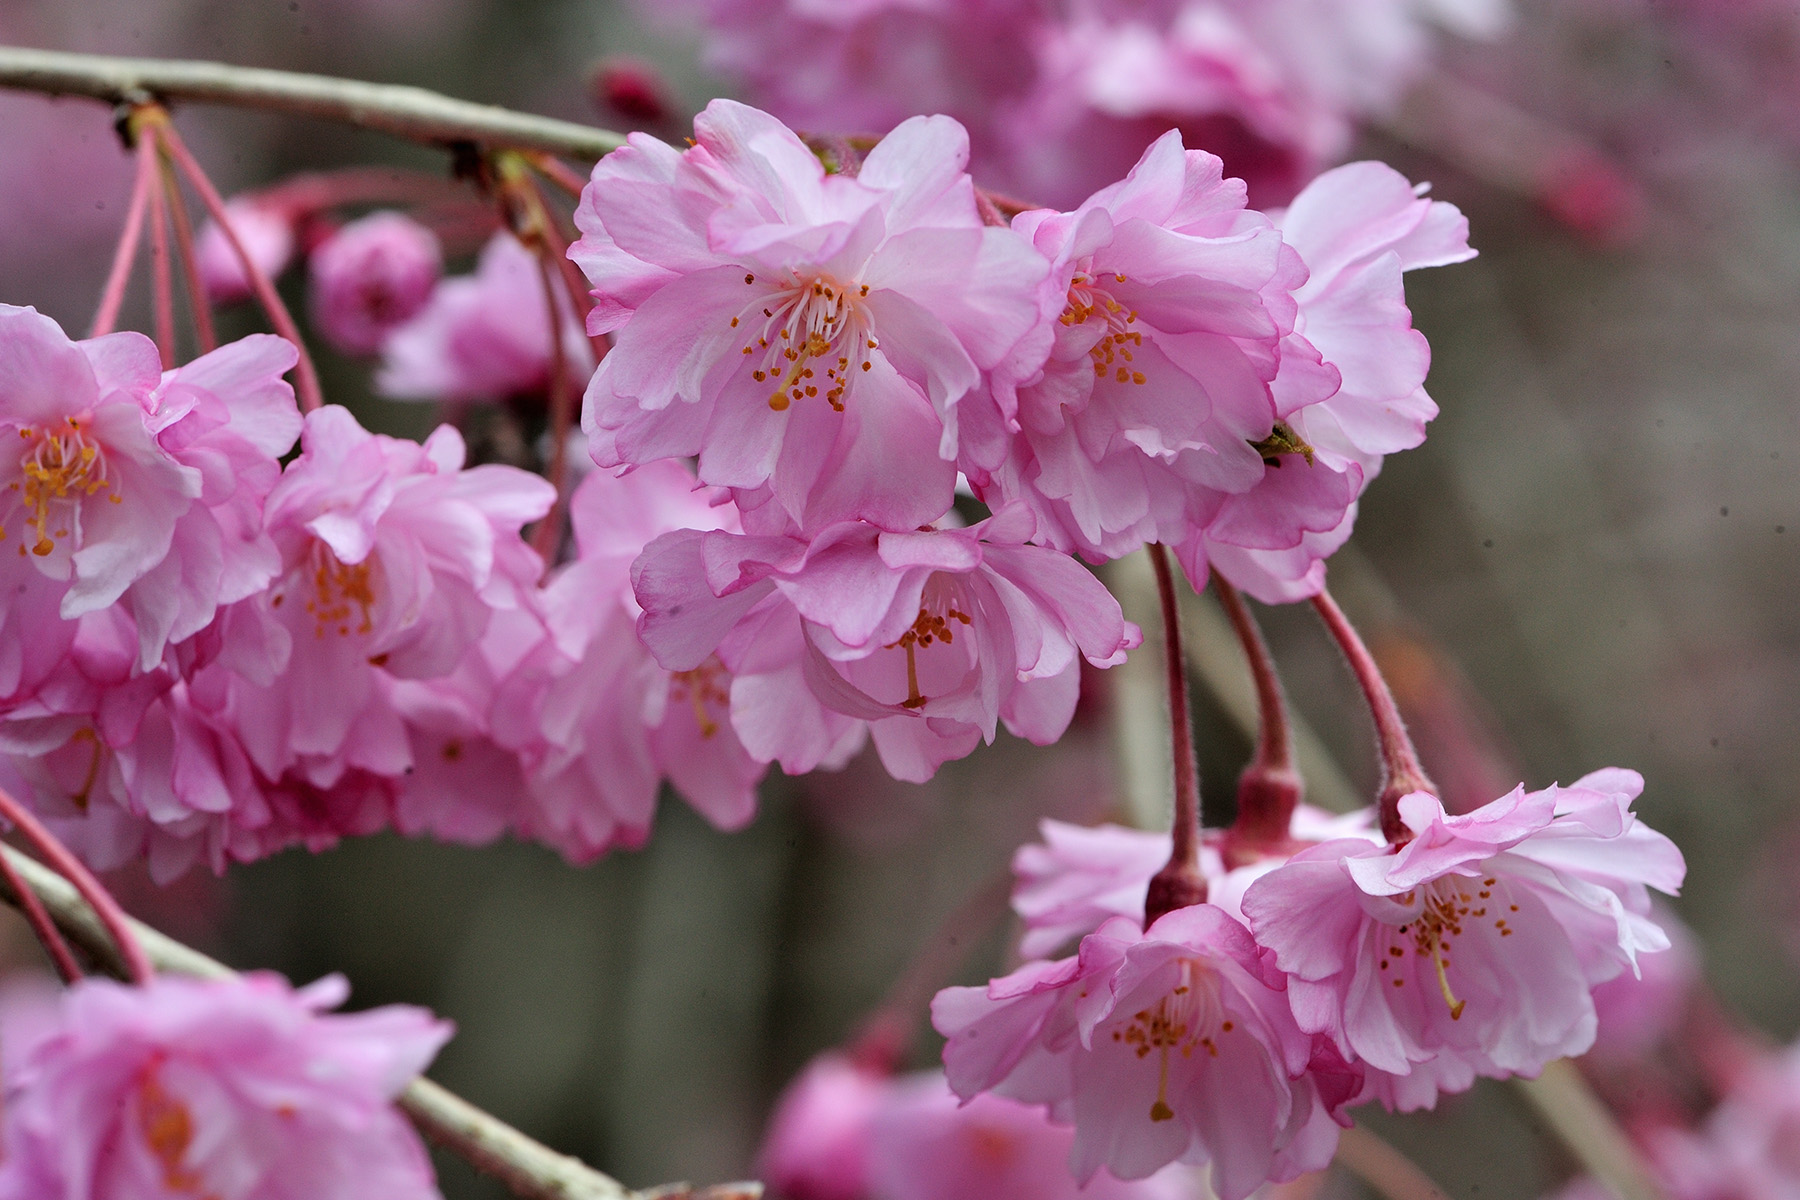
[0,45,625,158]
[0,844,758,1200]
[1516,1060,1668,1200]
[1335,1126,1450,1200]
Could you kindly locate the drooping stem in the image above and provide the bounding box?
[0,785,153,984]
[89,125,159,338]
[1214,578,1303,856]
[530,248,573,564]
[1143,544,1206,926]
[529,151,593,201]
[0,840,83,983]
[151,113,325,412]
[1311,588,1437,843]
[160,153,218,354]
[146,150,177,368]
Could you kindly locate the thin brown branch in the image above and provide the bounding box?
[0,844,759,1200]
[0,45,625,159]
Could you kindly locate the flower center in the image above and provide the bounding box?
[10,418,117,557]
[275,540,377,639]
[671,657,731,738]
[136,1063,207,1195]
[1060,270,1144,387]
[1107,958,1233,1122]
[734,272,878,412]
[1384,875,1515,1021]
[885,589,972,711]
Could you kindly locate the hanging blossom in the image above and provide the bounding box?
[378,231,593,405]
[309,210,443,357]
[1191,160,1474,603]
[965,131,1336,586]
[1240,769,1685,1112]
[933,903,1341,1200]
[634,503,1137,783]
[571,100,1048,533]
[0,972,450,1200]
[475,460,766,861]
[0,306,302,676]
[196,196,298,304]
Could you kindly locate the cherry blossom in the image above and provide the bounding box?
[196,197,298,305]
[308,211,443,357]
[572,100,1048,532]
[0,972,449,1200]
[756,1051,889,1200]
[1241,769,1685,1111]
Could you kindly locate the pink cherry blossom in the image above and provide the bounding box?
[756,1051,888,1200]
[487,461,766,861]
[0,307,302,674]
[933,904,1337,1199]
[1241,769,1685,1111]
[196,197,298,304]
[968,132,1332,580]
[308,211,443,357]
[572,100,1049,532]
[0,972,449,1200]
[634,503,1137,783]
[869,1071,1197,1200]
[378,232,593,404]
[1192,161,1475,603]
[1647,1036,1800,1200]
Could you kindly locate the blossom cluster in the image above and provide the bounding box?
[933,773,1685,1197]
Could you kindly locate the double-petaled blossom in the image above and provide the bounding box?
[933,904,1338,1199]
[967,132,1335,587]
[483,460,766,861]
[0,307,302,677]
[1240,770,1685,1112]
[572,100,1048,532]
[1193,161,1474,602]
[634,503,1137,783]
[0,973,449,1200]
[309,211,443,357]
[378,232,593,404]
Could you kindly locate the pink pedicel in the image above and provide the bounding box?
[195,197,298,305]
[0,972,450,1200]
[1241,769,1685,1111]
[571,100,1047,533]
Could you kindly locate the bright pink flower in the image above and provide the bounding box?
[308,211,443,357]
[870,1071,1196,1200]
[572,100,1048,532]
[1241,770,1685,1111]
[0,972,449,1200]
[0,307,302,673]
[756,1051,889,1200]
[969,132,1332,578]
[1193,161,1474,603]
[378,232,593,404]
[635,504,1136,783]
[933,904,1337,1199]
[488,461,766,861]
[196,197,298,304]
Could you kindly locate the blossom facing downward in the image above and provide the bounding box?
[0,972,450,1200]
[933,904,1338,1199]
[309,211,444,357]
[1241,770,1685,1111]
[573,100,1048,532]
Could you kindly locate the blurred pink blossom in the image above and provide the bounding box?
[757,1051,889,1200]
[196,198,298,305]
[308,211,443,357]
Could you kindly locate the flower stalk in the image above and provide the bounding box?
[1143,543,1207,925]
[1214,578,1303,861]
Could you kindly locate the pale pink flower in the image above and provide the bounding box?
[634,504,1137,783]
[933,904,1337,1199]
[968,132,1334,580]
[378,232,593,404]
[0,307,302,672]
[196,197,298,304]
[1193,161,1474,603]
[1589,901,1700,1060]
[870,1071,1197,1200]
[756,1051,889,1200]
[1241,770,1685,1111]
[1647,1037,1800,1200]
[488,461,766,861]
[572,100,1049,532]
[0,972,449,1200]
[309,211,443,357]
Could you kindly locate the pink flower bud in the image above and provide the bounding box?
[308,211,443,356]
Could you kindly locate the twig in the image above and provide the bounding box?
[0,844,758,1200]
[1514,1061,1668,1200]
[1335,1126,1450,1200]
[0,45,625,159]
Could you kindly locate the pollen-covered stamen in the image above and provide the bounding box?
[137,1063,206,1194]
[11,418,117,557]
[1387,878,1483,1020]
[298,540,377,639]
[1060,270,1145,387]
[737,273,877,412]
[885,601,972,710]
[670,657,731,738]
[1107,958,1232,1123]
